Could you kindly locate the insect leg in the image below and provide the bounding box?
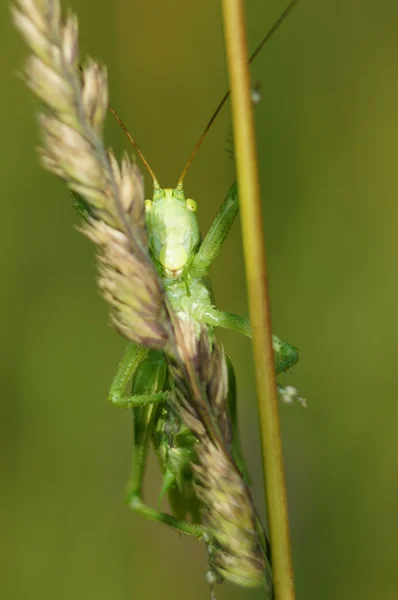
[127,496,204,539]
[124,353,205,540]
[128,419,204,539]
[200,308,299,375]
[127,404,196,535]
[201,308,251,337]
[191,181,238,273]
[214,315,305,405]
[108,343,169,407]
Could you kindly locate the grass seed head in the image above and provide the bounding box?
[12,0,170,349]
[169,319,272,592]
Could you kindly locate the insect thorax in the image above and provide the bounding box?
[165,275,214,332]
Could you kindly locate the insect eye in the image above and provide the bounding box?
[186,198,197,213]
[144,199,152,212]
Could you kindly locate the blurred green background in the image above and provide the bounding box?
[2,0,398,598]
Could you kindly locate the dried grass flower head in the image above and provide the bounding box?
[169,319,272,593]
[12,0,170,349]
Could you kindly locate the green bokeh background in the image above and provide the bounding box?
[2,0,398,599]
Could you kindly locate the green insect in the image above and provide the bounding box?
[13,0,304,595]
[103,9,304,595]
[106,169,301,501]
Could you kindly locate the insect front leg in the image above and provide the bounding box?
[191,181,238,274]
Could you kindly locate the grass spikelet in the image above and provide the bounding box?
[12,0,170,349]
[169,318,273,595]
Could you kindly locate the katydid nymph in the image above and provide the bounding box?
[12,0,304,596]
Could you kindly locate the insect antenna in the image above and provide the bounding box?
[176,0,302,189]
[108,104,160,189]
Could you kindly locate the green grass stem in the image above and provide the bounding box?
[220,2,296,599]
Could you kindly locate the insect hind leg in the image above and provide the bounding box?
[118,349,204,540]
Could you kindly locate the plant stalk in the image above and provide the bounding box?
[220,2,296,599]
